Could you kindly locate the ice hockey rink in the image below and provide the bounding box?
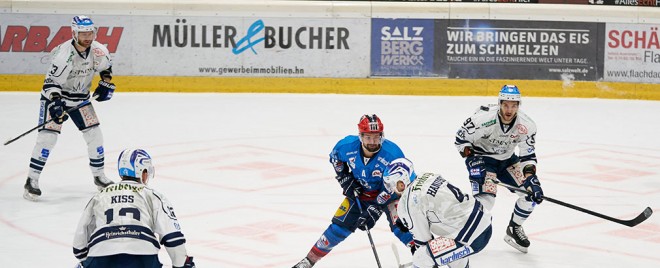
[0,91,658,267]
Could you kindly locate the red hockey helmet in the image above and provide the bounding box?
[357,114,384,134]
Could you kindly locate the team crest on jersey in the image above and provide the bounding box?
[372,170,382,178]
[93,47,105,57]
[516,124,528,134]
[348,157,356,169]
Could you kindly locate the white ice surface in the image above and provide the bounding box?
[0,92,659,267]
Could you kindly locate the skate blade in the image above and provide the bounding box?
[503,235,528,253]
[23,190,40,201]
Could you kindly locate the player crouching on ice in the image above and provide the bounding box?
[72,149,195,268]
[383,158,492,268]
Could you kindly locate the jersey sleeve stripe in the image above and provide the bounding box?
[72,247,88,260]
[160,232,187,248]
[88,225,160,250]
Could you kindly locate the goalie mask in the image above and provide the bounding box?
[383,158,416,195]
[118,148,155,184]
[71,15,97,45]
[357,114,384,153]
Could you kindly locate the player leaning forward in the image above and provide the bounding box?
[383,158,492,268]
[73,149,195,268]
[23,15,116,200]
[455,85,543,253]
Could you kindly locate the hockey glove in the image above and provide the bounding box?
[174,256,195,268]
[523,175,543,204]
[48,94,69,124]
[93,80,115,102]
[465,155,486,184]
[336,175,362,198]
[356,204,383,231]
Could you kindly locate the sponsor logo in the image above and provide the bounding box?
[516,124,528,134]
[0,25,122,53]
[379,25,425,66]
[334,198,351,218]
[348,157,356,169]
[152,18,350,53]
[438,246,472,265]
[481,119,496,127]
[429,237,456,256]
[372,169,382,178]
[40,148,50,158]
[316,235,331,249]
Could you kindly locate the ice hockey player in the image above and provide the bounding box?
[72,148,196,268]
[383,158,492,268]
[24,15,116,201]
[454,85,543,253]
[293,114,414,268]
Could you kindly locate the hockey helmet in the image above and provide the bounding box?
[118,148,155,184]
[498,85,522,103]
[357,114,384,134]
[383,158,416,194]
[71,15,97,42]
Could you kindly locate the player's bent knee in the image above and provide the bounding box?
[83,126,104,146]
[36,131,58,147]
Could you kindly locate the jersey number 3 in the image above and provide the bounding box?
[104,207,141,224]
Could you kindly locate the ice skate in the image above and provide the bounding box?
[292,257,314,268]
[23,177,42,201]
[504,220,530,253]
[94,175,114,190]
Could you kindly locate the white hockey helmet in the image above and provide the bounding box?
[383,158,416,194]
[71,15,97,42]
[498,85,522,103]
[118,149,155,184]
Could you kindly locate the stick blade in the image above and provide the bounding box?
[624,207,653,227]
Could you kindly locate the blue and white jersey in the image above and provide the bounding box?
[42,39,112,105]
[455,105,537,168]
[398,172,489,244]
[73,180,189,267]
[330,135,405,200]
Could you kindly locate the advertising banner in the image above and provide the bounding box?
[588,0,659,6]
[1,14,370,77]
[371,18,436,76]
[434,19,602,80]
[603,23,660,83]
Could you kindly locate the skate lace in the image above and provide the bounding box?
[514,225,528,240]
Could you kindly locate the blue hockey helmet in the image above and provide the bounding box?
[118,148,155,184]
[498,85,522,103]
[71,15,97,42]
[383,158,416,194]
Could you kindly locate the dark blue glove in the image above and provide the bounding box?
[523,175,543,204]
[356,204,383,231]
[174,256,195,268]
[336,175,362,198]
[93,80,115,102]
[465,155,486,184]
[48,96,68,124]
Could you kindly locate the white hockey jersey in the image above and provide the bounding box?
[73,180,189,267]
[455,105,537,168]
[397,173,490,245]
[42,39,112,105]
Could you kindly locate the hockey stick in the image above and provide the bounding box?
[391,243,412,268]
[4,100,90,146]
[495,181,653,227]
[354,197,383,268]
